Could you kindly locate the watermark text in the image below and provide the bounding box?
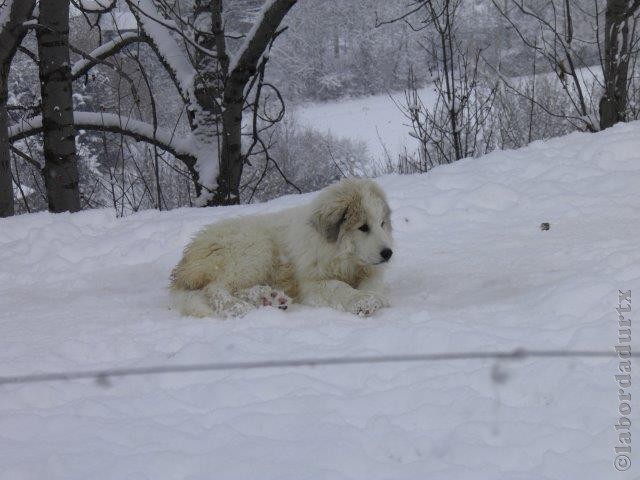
[614,289,632,472]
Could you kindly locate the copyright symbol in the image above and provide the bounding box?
[614,454,631,471]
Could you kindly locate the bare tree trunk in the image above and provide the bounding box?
[427,0,463,162]
[190,0,227,196]
[37,0,81,212]
[0,88,12,218]
[441,2,462,161]
[215,96,243,205]
[600,0,640,129]
[0,0,37,217]
[212,0,297,205]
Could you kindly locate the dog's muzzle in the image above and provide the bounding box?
[380,248,393,262]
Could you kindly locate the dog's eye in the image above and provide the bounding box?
[381,221,385,228]
[358,224,369,232]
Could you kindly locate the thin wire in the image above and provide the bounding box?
[0,349,633,386]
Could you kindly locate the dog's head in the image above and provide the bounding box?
[310,178,393,265]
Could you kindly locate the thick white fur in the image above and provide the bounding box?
[170,178,393,317]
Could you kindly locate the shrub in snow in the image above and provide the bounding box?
[243,115,371,203]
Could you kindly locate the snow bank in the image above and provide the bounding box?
[2,122,640,479]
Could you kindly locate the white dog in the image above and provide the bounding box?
[170,178,393,317]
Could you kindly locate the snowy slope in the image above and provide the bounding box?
[1,122,640,479]
[296,85,437,162]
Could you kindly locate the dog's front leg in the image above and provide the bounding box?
[357,273,390,308]
[299,280,387,316]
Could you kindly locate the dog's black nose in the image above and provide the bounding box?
[380,248,393,261]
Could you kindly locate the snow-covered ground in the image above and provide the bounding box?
[2,122,640,479]
[296,85,438,162]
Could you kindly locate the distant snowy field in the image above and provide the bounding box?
[2,122,640,479]
[296,84,438,162]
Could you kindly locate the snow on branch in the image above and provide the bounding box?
[71,31,143,79]
[126,0,195,101]
[71,0,116,13]
[9,112,197,166]
[227,0,297,78]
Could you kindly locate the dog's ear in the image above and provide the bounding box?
[310,202,347,243]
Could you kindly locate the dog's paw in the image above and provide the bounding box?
[260,289,291,310]
[239,285,291,311]
[348,292,386,317]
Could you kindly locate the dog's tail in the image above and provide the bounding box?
[169,288,214,318]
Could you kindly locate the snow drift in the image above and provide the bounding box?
[1,122,640,479]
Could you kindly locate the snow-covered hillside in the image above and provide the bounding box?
[296,84,437,162]
[2,122,640,479]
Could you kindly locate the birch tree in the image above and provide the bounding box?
[37,0,81,212]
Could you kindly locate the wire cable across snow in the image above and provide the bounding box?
[0,348,634,386]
